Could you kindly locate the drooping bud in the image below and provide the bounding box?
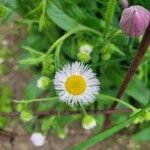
[20,110,33,122]
[78,44,93,63]
[57,129,66,139]
[120,5,150,37]
[30,132,46,147]
[79,44,93,54]
[37,76,51,89]
[82,115,96,130]
[42,54,55,76]
[77,51,91,63]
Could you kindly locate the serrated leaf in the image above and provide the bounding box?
[46,1,81,31]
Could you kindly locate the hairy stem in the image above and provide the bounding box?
[46,26,102,55]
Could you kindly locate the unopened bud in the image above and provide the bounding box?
[37,76,51,89]
[79,44,93,54]
[120,5,150,37]
[20,110,33,122]
[58,129,66,139]
[77,51,91,63]
[82,115,96,130]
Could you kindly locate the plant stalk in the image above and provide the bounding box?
[111,22,150,108]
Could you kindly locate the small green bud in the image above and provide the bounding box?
[82,115,96,130]
[77,52,91,63]
[133,117,144,124]
[131,109,144,124]
[101,53,111,60]
[58,129,66,139]
[42,55,55,76]
[37,76,51,89]
[79,44,93,54]
[20,110,33,122]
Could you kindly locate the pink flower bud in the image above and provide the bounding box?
[120,5,150,37]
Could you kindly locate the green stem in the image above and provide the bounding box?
[105,0,117,36]
[98,94,137,111]
[81,104,87,115]
[13,97,58,104]
[55,41,63,70]
[13,94,136,111]
[46,26,102,55]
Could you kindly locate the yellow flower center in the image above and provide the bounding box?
[65,75,86,95]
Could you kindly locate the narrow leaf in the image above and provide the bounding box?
[22,46,44,55]
[105,0,116,34]
[71,103,150,150]
[19,55,45,65]
[46,1,80,31]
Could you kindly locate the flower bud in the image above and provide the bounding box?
[131,109,145,124]
[82,115,96,130]
[37,76,51,89]
[77,51,91,63]
[120,5,150,37]
[20,110,33,122]
[101,53,111,61]
[30,132,46,147]
[42,54,55,76]
[58,129,66,139]
[79,44,93,54]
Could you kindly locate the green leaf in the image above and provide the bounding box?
[109,43,125,56]
[19,55,45,65]
[22,46,44,56]
[24,76,44,99]
[55,41,63,70]
[126,77,150,105]
[71,103,150,150]
[41,117,55,134]
[46,1,80,31]
[132,128,150,142]
[105,0,116,34]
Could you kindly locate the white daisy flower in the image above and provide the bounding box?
[79,44,93,54]
[30,132,46,147]
[54,62,100,106]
